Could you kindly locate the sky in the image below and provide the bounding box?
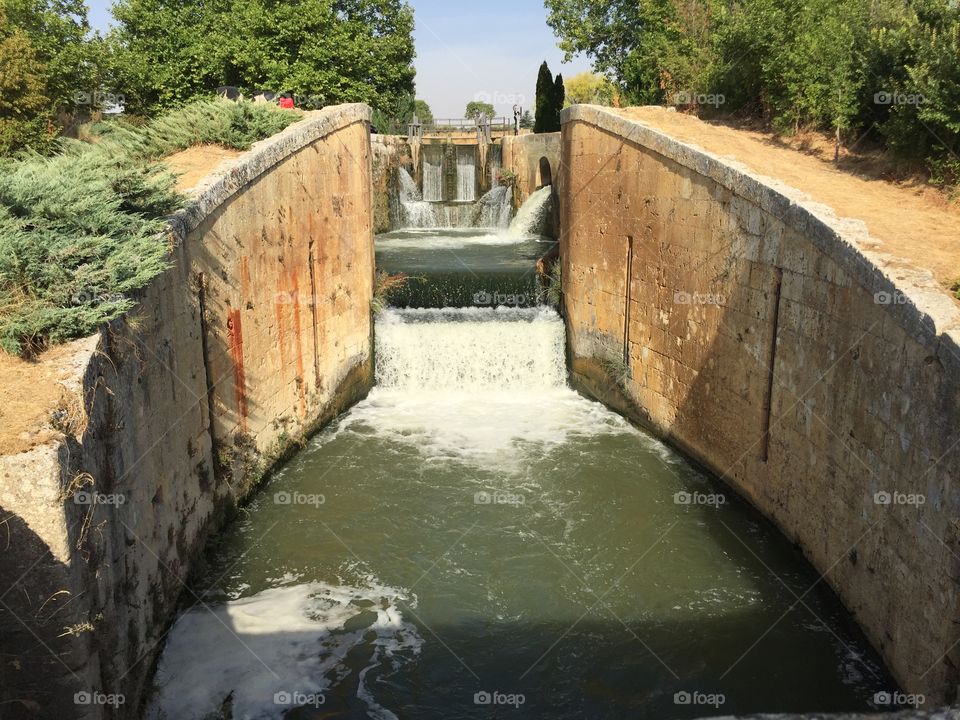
[84,0,593,118]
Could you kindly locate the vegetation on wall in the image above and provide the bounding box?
[545,0,960,191]
[0,99,297,355]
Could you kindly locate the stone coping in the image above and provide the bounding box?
[561,105,960,367]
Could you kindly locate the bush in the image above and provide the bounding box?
[0,99,298,355]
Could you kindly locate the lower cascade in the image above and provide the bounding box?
[148,245,893,718]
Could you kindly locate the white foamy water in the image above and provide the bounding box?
[147,579,421,720]
[376,228,524,249]
[338,307,637,466]
[508,186,553,238]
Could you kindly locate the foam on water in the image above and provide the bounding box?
[147,579,422,720]
[376,228,524,249]
[336,307,638,467]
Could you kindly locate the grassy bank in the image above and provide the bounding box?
[0,99,297,356]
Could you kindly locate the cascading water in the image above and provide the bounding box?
[397,168,436,228]
[422,146,443,202]
[455,146,476,202]
[473,185,513,228]
[508,185,553,238]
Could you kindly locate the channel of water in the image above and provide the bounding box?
[146,186,895,720]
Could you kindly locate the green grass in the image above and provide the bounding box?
[0,99,298,356]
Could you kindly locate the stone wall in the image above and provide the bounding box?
[500,131,561,203]
[371,134,409,233]
[559,106,960,705]
[0,104,376,719]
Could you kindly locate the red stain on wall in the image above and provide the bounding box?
[227,309,248,432]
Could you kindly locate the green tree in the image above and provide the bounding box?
[413,99,433,124]
[534,60,554,133]
[564,72,617,106]
[550,73,566,129]
[519,110,533,129]
[465,101,495,121]
[110,0,416,117]
[0,12,50,153]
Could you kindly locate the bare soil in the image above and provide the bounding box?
[616,107,960,289]
[0,340,91,456]
[163,144,243,192]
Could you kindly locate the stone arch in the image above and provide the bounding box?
[538,156,553,187]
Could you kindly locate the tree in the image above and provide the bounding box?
[519,110,533,129]
[465,101,495,121]
[110,0,416,117]
[413,99,433,124]
[551,74,566,129]
[534,61,554,133]
[564,72,618,106]
[0,13,50,153]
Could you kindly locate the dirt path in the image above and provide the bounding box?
[616,107,960,289]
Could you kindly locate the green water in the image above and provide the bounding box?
[375,228,554,308]
[147,231,895,720]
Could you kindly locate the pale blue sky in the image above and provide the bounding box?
[84,0,592,118]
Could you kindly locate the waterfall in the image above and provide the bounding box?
[423,146,443,202]
[375,307,566,392]
[474,185,513,228]
[508,186,553,238]
[456,146,476,202]
[397,168,438,228]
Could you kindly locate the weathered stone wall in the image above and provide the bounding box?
[0,104,375,719]
[371,134,409,232]
[559,106,960,705]
[500,131,561,203]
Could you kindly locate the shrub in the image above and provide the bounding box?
[0,99,298,355]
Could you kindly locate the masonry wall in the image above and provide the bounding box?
[500,132,561,204]
[0,104,375,719]
[560,106,960,705]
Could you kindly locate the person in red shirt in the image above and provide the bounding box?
[279,93,295,109]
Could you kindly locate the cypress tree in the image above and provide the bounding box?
[551,74,566,132]
[534,61,553,134]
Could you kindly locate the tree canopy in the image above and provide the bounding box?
[534,61,564,133]
[110,0,417,117]
[465,101,495,121]
[545,0,960,189]
[564,72,618,107]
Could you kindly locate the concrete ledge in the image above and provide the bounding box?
[561,105,960,363]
